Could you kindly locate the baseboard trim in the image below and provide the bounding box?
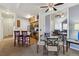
[3,35,13,39]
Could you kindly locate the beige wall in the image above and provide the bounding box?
[0,19,3,39]
[1,12,15,37]
[0,11,3,39]
[14,17,30,31]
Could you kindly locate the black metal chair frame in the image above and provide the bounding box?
[14,31,20,46]
[44,37,59,55]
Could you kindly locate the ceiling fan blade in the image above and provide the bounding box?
[54,3,64,6]
[40,6,48,8]
[53,7,57,11]
[45,8,49,12]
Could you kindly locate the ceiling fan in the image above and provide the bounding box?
[40,3,64,12]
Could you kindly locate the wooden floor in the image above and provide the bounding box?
[0,36,79,56]
[0,36,37,56]
[30,37,37,45]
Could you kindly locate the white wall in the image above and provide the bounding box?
[14,17,30,31]
[0,10,14,39]
[2,17,14,37]
[69,4,79,39]
[55,16,67,31]
[50,14,55,36]
[63,23,67,30]
[39,13,45,36]
[0,18,3,39]
[0,11,3,39]
[69,4,79,50]
[20,19,30,31]
[45,15,50,33]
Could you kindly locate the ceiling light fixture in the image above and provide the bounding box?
[25,14,32,18]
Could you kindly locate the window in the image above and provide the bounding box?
[74,24,79,30]
[63,24,67,30]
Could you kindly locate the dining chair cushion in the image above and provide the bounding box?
[22,31,27,37]
[51,36,59,38]
[16,33,20,36]
[46,46,58,51]
[14,31,20,37]
[23,33,27,36]
[59,41,63,46]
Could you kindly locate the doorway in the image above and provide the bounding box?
[2,13,14,38]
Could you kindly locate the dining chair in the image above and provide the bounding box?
[44,36,59,56]
[44,33,50,37]
[14,31,20,46]
[58,35,64,54]
[27,31,30,46]
[22,31,29,46]
[58,31,67,54]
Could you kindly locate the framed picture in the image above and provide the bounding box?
[17,20,20,27]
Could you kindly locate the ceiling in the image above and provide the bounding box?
[0,3,78,18]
